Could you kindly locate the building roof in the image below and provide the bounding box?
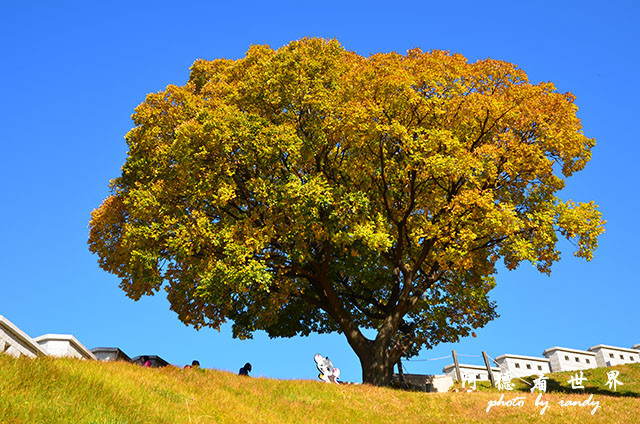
[91,347,131,361]
[634,344,640,350]
[131,355,169,367]
[33,334,97,360]
[443,363,500,372]
[542,346,596,357]
[495,354,551,362]
[0,315,47,357]
[588,344,640,354]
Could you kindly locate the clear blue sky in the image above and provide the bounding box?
[1,0,638,382]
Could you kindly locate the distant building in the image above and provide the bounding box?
[91,347,131,362]
[542,347,597,372]
[392,373,454,392]
[588,345,640,367]
[633,343,640,351]
[0,315,46,358]
[442,363,501,382]
[131,355,169,367]
[33,334,97,360]
[494,354,551,378]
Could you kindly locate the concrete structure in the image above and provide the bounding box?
[588,345,640,367]
[443,363,501,382]
[34,334,97,360]
[494,354,551,378]
[0,315,46,358]
[543,347,597,372]
[91,347,131,362]
[425,374,455,392]
[392,374,454,392]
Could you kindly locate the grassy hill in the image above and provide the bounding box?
[0,354,638,423]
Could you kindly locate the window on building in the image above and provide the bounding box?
[538,365,542,370]
[477,374,482,379]
[565,355,569,360]
[610,353,614,358]
[575,357,580,362]
[620,355,624,359]
[586,359,590,364]
[526,364,531,369]
[515,363,520,368]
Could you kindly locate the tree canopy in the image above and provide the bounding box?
[89,38,604,385]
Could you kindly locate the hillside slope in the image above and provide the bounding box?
[0,355,638,423]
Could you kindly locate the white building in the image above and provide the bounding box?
[494,354,551,378]
[588,345,640,367]
[0,315,46,358]
[542,346,597,372]
[33,334,97,360]
[443,363,501,382]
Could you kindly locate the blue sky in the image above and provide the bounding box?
[1,1,638,382]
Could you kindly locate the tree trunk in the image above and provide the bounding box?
[358,344,395,386]
[397,359,405,385]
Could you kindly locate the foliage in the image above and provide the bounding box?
[89,38,604,384]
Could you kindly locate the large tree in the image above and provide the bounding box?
[89,38,604,385]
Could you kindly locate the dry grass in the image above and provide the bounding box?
[0,355,638,423]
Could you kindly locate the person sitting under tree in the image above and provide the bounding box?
[239,362,252,376]
[184,360,200,369]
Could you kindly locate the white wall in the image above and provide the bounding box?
[429,375,454,392]
[443,364,501,382]
[590,347,640,368]
[496,356,551,378]
[545,350,597,372]
[0,316,45,358]
[34,335,97,360]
